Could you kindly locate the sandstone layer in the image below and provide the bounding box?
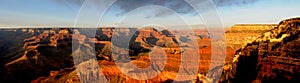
[225,24,277,50]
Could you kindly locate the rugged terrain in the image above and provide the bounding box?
[209,18,300,83]
[1,17,299,83]
[0,27,228,83]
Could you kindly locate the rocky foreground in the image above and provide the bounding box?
[209,18,300,83]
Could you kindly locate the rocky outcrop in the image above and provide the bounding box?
[95,28,114,41]
[209,18,300,83]
[135,28,179,48]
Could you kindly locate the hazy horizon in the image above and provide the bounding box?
[0,0,300,28]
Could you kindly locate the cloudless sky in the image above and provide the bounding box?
[0,0,300,28]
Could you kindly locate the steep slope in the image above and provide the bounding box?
[209,18,300,82]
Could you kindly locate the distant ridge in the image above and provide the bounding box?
[233,24,277,26]
[0,24,207,29]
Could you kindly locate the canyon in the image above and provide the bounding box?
[0,18,299,83]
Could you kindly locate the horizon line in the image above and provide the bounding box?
[0,23,278,29]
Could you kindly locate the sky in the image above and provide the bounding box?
[0,0,300,28]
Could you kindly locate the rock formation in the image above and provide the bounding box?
[209,18,300,83]
[1,28,74,83]
[0,27,188,82]
[2,21,294,83]
[225,24,277,50]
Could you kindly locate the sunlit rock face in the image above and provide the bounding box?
[225,24,277,50]
[211,18,300,83]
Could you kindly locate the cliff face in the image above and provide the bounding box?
[225,24,277,50]
[212,18,300,82]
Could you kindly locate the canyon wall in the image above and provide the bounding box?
[209,18,300,83]
[225,24,277,50]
